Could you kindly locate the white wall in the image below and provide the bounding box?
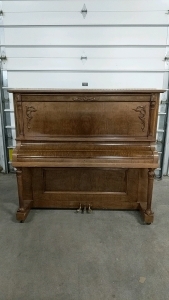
[2,0,169,90]
[1,0,169,173]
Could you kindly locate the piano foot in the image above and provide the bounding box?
[16,200,33,222]
[138,202,154,225]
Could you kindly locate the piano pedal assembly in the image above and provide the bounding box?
[76,203,93,214]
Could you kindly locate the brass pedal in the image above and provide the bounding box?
[76,204,92,213]
[81,206,86,214]
[76,203,82,213]
[86,204,92,213]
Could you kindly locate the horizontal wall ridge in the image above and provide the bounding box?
[1,24,169,28]
[4,70,168,73]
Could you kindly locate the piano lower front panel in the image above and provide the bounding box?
[22,167,148,209]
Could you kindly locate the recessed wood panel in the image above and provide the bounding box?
[22,100,150,137]
[32,168,140,208]
[44,168,127,193]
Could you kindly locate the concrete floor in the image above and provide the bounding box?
[0,173,169,300]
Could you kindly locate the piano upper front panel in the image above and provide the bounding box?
[14,93,158,140]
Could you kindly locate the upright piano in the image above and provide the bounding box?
[9,89,164,223]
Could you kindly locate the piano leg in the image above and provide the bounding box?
[16,200,33,222]
[16,168,33,222]
[139,168,155,224]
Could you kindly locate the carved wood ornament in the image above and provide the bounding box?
[15,94,21,101]
[133,105,146,132]
[73,96,97,101]
[26,106,37,130]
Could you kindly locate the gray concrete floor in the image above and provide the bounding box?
[0,173,169,300]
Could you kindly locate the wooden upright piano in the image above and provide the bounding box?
[9,89,164,223]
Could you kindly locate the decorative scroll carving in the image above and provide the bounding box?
[151,93,156,101]
[73,96,97,101]
[26,106,37,130]
[133,105,146,132]
[148,168,155,179]
[15,94,21,101]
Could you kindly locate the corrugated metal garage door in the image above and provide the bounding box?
[0,0,169,176]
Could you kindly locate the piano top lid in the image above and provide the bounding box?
[8,88,166,94]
